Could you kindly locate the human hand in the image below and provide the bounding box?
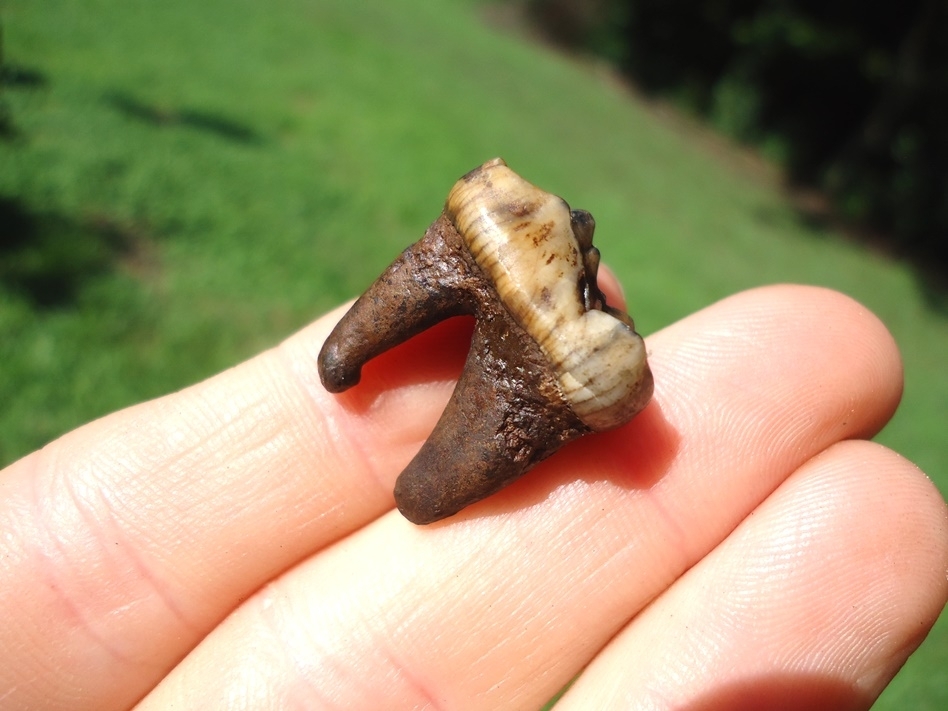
[1,282,946,710]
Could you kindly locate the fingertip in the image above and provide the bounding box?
[671,284,905,440]
[768,285,905,435]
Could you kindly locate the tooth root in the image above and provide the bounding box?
[318,216,474,393]
[394,316,588,525]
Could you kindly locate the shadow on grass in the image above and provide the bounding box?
[756,186,948,317]
[1,63,47,89]
[0,61,48,140]
[105,91,263,144]
[0,195,154,308]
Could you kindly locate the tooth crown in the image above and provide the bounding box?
[446,158,649,431]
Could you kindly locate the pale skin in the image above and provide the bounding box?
[1,280,946,711]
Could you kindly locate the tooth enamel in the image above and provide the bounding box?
[446,159,649,430]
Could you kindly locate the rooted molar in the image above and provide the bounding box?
[446,161,651,431]
[318,158,653,524]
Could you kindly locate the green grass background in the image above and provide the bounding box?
[1,0,945,707]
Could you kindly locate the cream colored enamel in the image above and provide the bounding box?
[447,159,649,431]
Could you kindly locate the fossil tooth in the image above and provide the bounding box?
[318,158,653,524]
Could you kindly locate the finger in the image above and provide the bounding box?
[556,441,948,710]
[0,259,633,711]
[136,285,907,710]
[0,305,471,711]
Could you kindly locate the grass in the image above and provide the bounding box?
[1,0,946,707]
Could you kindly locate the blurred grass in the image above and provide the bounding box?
[1,0,945,707]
